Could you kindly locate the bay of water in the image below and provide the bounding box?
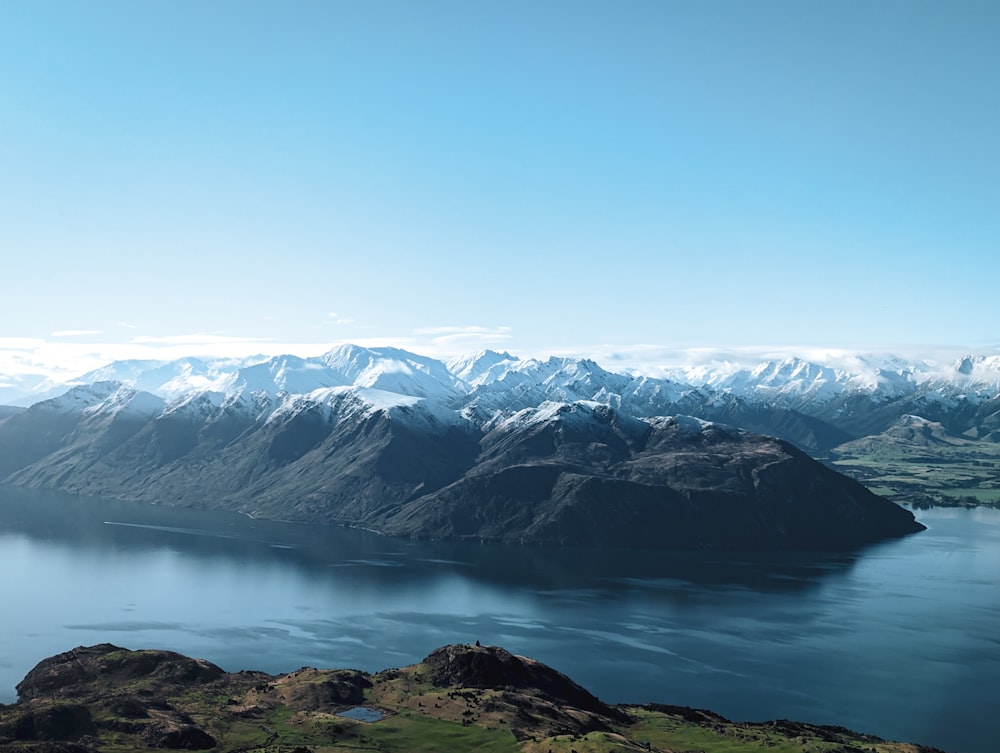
[1,486,997,753]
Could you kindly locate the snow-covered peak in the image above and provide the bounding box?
[34,381,124,412]
[266,384,464,433]
[82,385,167,419]
[645,414,711,432]
[485,399,643,435]
[447,350,519,386]
[669,414,715,433]
[321,344,461,399]
[74,357,234,399]
[488,400,587,433]
[12,346,1000,436]
[161,390,226,419]
[749,357,837,385]
[946,355,1000,390]
[220,355,348,397]
[679,355,915,405]
[471,355,630,395]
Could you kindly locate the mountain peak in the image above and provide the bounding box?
[423,643,623,719]
[447,350,519,385]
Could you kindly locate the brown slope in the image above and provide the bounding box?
[376,406,924,549]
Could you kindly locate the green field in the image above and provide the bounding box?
[827,433,1000,508]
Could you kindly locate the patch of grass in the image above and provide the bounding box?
[357,709,520,753]
[521,730,642,752]
[938,487,1000,502]
[624,707,922,753]
[628,709,808,753]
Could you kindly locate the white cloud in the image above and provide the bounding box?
[390,326,515,358]
[131,334,273,346]
[413,325,513,337]
[554,342,1000,377]
[0,337,45,350]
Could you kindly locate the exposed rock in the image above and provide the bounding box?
[101,696,148,719]
[277,669,372,710]
[0,704,95,742]
[141,724,216,750]
[16,645,224,702]
[423,643,625,721]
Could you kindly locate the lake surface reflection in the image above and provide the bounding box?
[1,486,997,753]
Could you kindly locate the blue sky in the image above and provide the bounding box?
[2,1,999,377]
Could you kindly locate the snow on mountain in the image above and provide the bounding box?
[269,385,421,422]
[447,350,520,386]
[460,355,692,418]
[12,346,465,411]
[671,353,1000,408]
[11,346,1000,443]
[679,357,848,405]
[645,414,719,435]
[160,390,227,420]
[929,355,1000,394]
[33,381,125,413]
[220,355,349,398]
[486,399,604,433]
[320,344,462,399]
[263,384,465,436]
[82,385,167,419]
[72,357,236,399]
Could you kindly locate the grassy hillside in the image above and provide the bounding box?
[0,643,948,753]
[827,416,1000,507]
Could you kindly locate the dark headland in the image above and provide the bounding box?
[0,391,923,550]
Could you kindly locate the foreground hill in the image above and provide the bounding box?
[0,643,948,753]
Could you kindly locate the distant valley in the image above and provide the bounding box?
[5,344,998,548]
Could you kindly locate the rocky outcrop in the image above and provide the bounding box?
[16,645,223,702]
[0,705,95,743]
[423,643,625,721]
[278,669,372,711]
[141,724,216,750]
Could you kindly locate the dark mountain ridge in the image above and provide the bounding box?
[0,382,923,549]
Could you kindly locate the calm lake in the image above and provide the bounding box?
[1,486,997,753]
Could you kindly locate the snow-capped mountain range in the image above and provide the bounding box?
[665,354,1000,406]
[0,342,928,549]
[5,345,1000,439]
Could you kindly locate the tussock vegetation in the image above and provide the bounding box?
[0,643,948,753]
